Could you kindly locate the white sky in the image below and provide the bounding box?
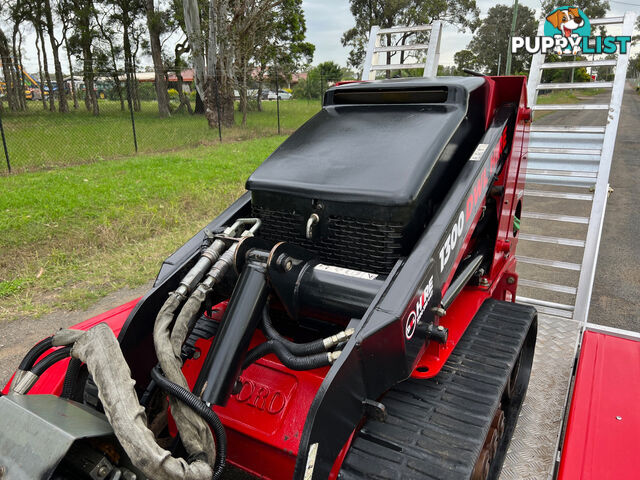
[6,0,640,76]
[302,0,640,67]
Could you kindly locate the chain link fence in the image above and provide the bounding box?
[0,73,321,174]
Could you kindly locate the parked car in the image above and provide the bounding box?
[267,89,292,100]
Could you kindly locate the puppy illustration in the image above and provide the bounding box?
[547,7,584,55]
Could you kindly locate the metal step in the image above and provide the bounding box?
[516,296,575,312]
[536,81,613,90]
[590,16,624,25]
[518,233,585,247]
[528,147,601,155]
[374,44,429,53]
[517,255,582,271]
[530,125,606,134]
[531,104,609,111]
[520,303,574,319]
[524,189,593,201]
[520,212,589,224]
[519,278,577,295]
[525,169,598,179]
[539,59,616,69]
[377,25,432,34]
[370,63,424,70]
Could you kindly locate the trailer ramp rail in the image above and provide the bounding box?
[361,22,442,80]
[503,11,637,480]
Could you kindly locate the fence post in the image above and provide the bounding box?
[275,64,281,135]
[124,65,138,153]
[0,109,10,173]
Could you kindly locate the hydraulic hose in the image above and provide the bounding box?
[17,335,53,371]
[61,357,83,399]
[151,367,227,480]
[31,346,72,377]
[11,345,72,394]
[242,339,338,371]
[261,308,326,355]
[68,323,213,480]
[154,288,217,463]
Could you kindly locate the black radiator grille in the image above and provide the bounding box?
[253,206,404,274]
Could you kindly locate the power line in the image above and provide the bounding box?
[608,0,640,6]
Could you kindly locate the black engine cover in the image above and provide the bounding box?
[247,77,489,274]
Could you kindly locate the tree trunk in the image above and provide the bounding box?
[63,34,79,109]
[122,9,140,112]
[0,29,19,112]
[144,0,170,117]
[15,30,27,111]
[44,0,68,112]
[76,0,99,116]
[240,55,248,126]
[35,37,47,110]
[37,25,56,112]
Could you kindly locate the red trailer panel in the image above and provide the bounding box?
[558,330,640,480]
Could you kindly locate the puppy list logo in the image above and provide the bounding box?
[512,6,631,56]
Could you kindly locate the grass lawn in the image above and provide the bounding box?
[0,99,321,173]
[0,136,287,322]
[533,88,605,121]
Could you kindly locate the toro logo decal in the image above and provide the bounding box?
[405,275,434,340]
[234,377,287,415]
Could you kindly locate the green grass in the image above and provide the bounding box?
[0,136,287,321]
[0,99,320,173]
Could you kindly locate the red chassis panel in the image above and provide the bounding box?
[558,331,640,480]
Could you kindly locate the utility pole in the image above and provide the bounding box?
[505,0,519,75]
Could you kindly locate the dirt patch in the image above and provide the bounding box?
[0,281,152,387]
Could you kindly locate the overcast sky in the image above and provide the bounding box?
[9,0,640,75]
[302,0,639,68]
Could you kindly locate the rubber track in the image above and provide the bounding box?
[340,299,536,480]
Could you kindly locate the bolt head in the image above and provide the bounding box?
[616,416,622,421]
[437,325,445,331]
[284,259,293,271]
[506,276,516,285]
[97,465,109,477]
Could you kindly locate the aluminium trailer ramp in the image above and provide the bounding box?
[500,12,637,480]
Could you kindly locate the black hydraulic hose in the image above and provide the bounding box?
[261,308,326,355]
[150,366,226,480]
[18,335,54,371]
[61,357,83,399]
[242,339,331,371]
[31,346,72,377]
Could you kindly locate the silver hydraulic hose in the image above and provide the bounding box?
[54,324,213,480]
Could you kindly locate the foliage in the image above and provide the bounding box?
[137,82,157,100]
[454,50,479,73]
[541,54,593,83]
[293,62,344,99]
[540,0,609,20]
[341,0,480,71]
[467,4,537,75]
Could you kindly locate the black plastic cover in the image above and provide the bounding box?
[246,77,489,273]
[246,77,487,206]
